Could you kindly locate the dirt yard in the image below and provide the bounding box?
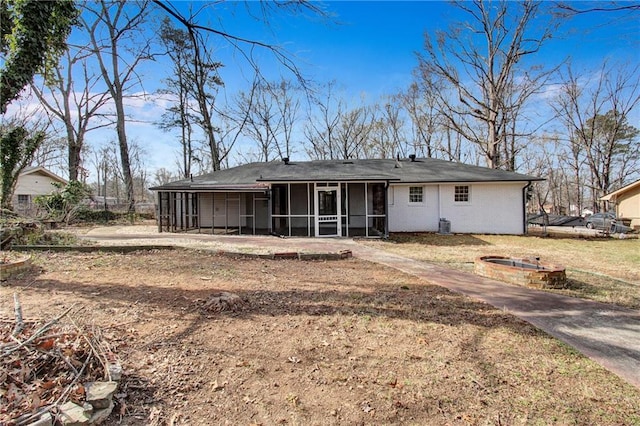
[2,249,640,425]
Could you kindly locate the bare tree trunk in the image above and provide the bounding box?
[84,0,151,212]
[417,0,555,169]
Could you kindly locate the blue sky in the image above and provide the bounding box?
[204,1,639,98]
[12,1,640,178]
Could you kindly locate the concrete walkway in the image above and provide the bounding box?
[349,244,640,389]
[77,227,640,388]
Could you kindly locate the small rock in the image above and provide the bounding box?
[89,400,114,424]
[26,412,53,426]
[85,381,118,409]
[108,363,123,381]
[58,401,92,425]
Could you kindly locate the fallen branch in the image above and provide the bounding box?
[70,317,109,381]
[3,304,77,356]
[12,293,24,337]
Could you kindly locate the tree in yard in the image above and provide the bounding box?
[155,15,227,171]
[366,100,407,159]
[552,62,640,210]
[304,82,345,160]
[398,82,442,159]
[304,83,377,161]
[30,135,67,174]
[157,18,196,178]
[235,77,301,162]
[152,2,328,170]
[89,146,111,210]
[30,46,112,182]
[0,0,77,211]
[0,0,78,113]
[83,0,153,213]
[416,0,556,170]
[337,104,375,160]
[0,123,45,210]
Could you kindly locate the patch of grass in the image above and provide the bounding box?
[370,233,640,308]
[13,229,83,246]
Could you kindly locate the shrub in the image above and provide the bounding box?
[74,208,118,223]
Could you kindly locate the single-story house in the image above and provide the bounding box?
[13,166,67,215]
[150,157,543,237]
[600,179,640,230]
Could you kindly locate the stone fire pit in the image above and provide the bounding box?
[0,253,32,281]
[474,255,566,289]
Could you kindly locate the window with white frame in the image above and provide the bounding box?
[454,185,470,202]
[409,186,423,203]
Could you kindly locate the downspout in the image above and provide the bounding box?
[384,181,390,238]
[437,185,442,223]
[157,191,162,233]
[267,186,273,235]
[523,181,532,235]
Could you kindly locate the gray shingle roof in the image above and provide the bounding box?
[150,158,542,191]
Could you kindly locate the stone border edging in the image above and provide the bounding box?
[8,245,353,261]
[218,249,353,261]
[0,255,32,281]
[10,245,176,253]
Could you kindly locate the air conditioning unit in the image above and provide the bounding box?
[439,218,451,234]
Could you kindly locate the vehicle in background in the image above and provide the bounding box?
[585,212,633,233]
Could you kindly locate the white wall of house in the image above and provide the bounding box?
[388,185,440,232]
[13,172,62,198]
[199,193,242,228]
[388,182,527,234]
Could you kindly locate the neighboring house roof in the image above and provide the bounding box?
[600,179,640,201]
[19,166,67,185]
[151,158,543,191]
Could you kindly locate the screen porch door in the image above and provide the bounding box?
[314,184,341,237]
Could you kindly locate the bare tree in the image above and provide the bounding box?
[236,78,279,162]
[555,2,640,15]
[31,45,111,181]
[151,2,329,169]
[398,82,442,158]
[416,0,556,169]
[271,79,301,160]
[235,77,301,162]
[89,146,112,209]
[365,101,406,159]
[304,82,344,160]
[152,167,178,187]
[151,1,329,90]
[30,135,67,175]
[84,0,153,212]
[335,103,374,159]
[157,17,196,178]
[552,62,640,210]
